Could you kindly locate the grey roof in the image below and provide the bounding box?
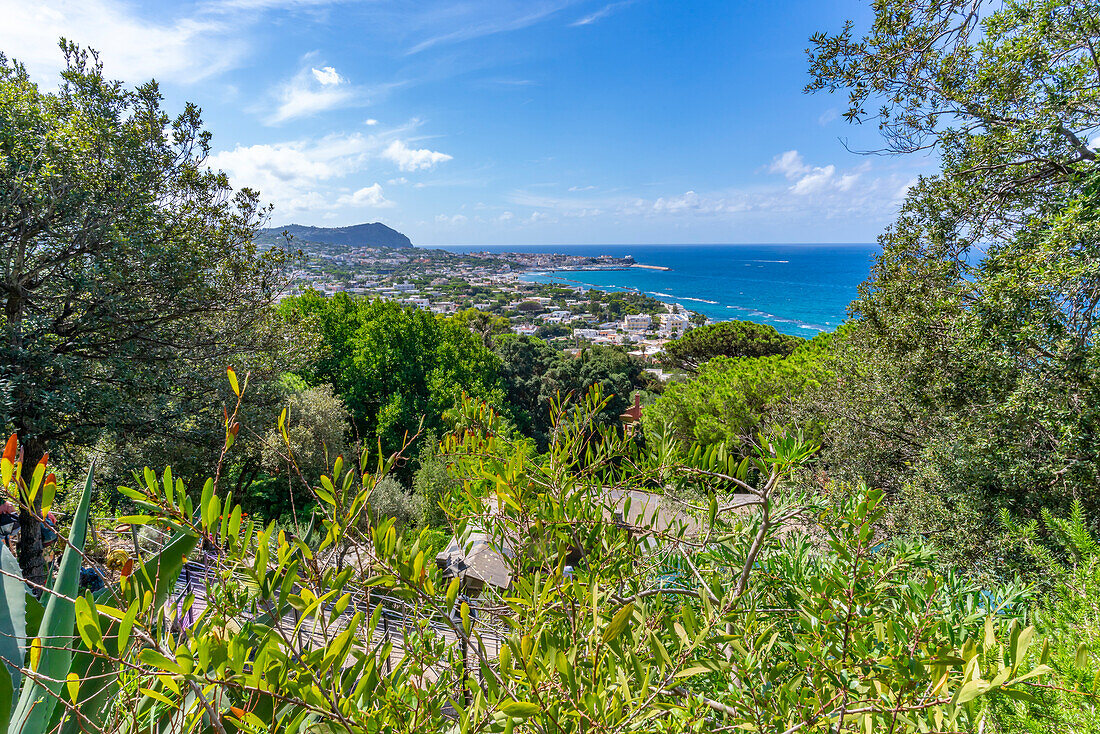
[433,488,742,591]
[435,531,513,589]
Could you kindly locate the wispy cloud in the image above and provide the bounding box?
[265,62,368,124]
[571,0,633,27]
[210,123,450,217]
[382,140,454,171]
[406,1,582,54]
[0,0,243,84]
[503,151,910,228]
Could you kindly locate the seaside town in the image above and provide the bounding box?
[283,241,707,365]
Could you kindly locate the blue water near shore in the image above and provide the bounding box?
[428,244,879,337]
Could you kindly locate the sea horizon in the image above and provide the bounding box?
[427,243,880,337]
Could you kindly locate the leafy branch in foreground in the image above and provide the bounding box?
[0,376,1060,732]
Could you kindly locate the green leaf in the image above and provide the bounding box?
[227,366,241,397]
[601,602,634,644]
[59,530,197,734]
[501,701,541,718]
[0,542,27,705]
[65,673,79,704]
[953,679,988,705]
[0,665,11,726]
[138,649,186,676]
[74,596,105,653]
[1077,643,1090,669]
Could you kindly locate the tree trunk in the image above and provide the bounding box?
[7,266,46,589]
[16,435,46,590]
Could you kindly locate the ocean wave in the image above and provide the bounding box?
[650,291,674,298]
[751,260,790,263]
[681,297,718,304]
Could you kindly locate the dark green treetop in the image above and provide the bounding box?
[662,320,802,373]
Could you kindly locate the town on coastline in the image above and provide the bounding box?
[281,240,706,367]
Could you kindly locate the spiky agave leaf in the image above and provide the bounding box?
[9,463,94,734]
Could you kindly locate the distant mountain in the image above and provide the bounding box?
[259,222,412,249]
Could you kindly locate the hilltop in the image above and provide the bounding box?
[258,222,412,249]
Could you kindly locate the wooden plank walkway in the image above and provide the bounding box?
[168,557,505,681]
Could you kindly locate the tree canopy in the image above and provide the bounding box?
[804,0,1100,542]
[0,45,302,582]
[661,320,802,373]
[280,292,503,456]
[645,333,835,450]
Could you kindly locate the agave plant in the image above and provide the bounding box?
[0,438,198,734]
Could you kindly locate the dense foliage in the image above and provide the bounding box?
[0,384,1060,733]
[802,0,1100,563]
[0,46,303,583]
[4,1,1100,728]
[661,320,802,373]
[494,335,648,448]
[280,292,504,456]
[645,333,834,451]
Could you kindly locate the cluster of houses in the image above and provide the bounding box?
[284,248,706,362]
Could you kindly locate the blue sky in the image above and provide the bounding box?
[2,0,937,245]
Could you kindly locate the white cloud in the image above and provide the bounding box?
[569,184,597,192]
[311,66,343,86]
[769,150,866,196]
[210,123,454,218]
[436,213,468,225]
[382,140,453,171]
[572,0,633,26]
[895,177,919,201]
[0,0,242,84]
[267,64,359,124]
[652,190,701,213]
[505,151,913,231]
[337,184,392,208]
[769,150,810,179]
[836,172,861,192]
[407,1,582,54]
[789,165,836,195]
[365,118,380,126]
[818,108,839,126]
[210,132,381,216]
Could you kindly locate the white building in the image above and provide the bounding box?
[573,328,599,340]
[657,312,690,339]
[622,314,653,332]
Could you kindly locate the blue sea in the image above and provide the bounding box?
[427,244,879,337]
